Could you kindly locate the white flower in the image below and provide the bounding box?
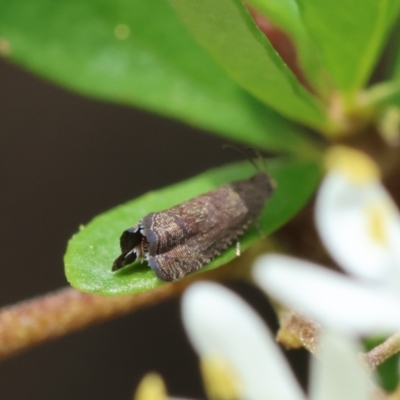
[182,282,373,400]
[315,146,400,286]
[254,255,400,335]
[253,146,400,335]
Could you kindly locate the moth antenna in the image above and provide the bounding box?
[255,220,266,238]
[222,144,261,172]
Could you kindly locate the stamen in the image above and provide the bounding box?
[325,146,380,185]
[134,373,167,400]
[200,355,241,400]
[366,203,388,245]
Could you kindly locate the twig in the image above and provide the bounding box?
[364,332,400,370]
[274,305,321,355]
[0,252,255,361]
[0,283,186,360]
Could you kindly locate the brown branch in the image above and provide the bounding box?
[363,332,400,371]
[0,283,187,361]
[0,252,256,361]
[274,305,321,355]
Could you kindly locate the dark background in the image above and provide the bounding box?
[1,57,308,399]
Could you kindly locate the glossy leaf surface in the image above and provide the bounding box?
[168,0,329,129]
[298,0,400,96]
[0,0,313,153]
[245,0,319,90]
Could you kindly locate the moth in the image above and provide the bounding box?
[112,171,274,281]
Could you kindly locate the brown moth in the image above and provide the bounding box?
[112,171,274,281]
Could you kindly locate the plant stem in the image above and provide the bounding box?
[0,284,186,360]
[0,253,255,361]
[274,305,321,355]
[364,332,400,370]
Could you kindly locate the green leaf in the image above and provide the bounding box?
[65,158,321,295]
[245,0,303,38]
[244,0,319,89]
[393,26,400,80]
[168,0,330,130]
[297,0,400,97]
[381,18,400,80]
[0,0,310,154]
[365,80,400,108]
[378,356,399,391]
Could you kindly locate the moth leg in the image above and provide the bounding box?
[255,220,265,238]
[236,241,241,256]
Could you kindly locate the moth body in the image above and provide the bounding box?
[112,171,274,281]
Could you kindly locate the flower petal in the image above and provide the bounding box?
[181,282,305,400]
[315,149,400,285]
[310,333,373,400]
[253,254,400,335]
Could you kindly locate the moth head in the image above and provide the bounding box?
[112,224,149,271]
